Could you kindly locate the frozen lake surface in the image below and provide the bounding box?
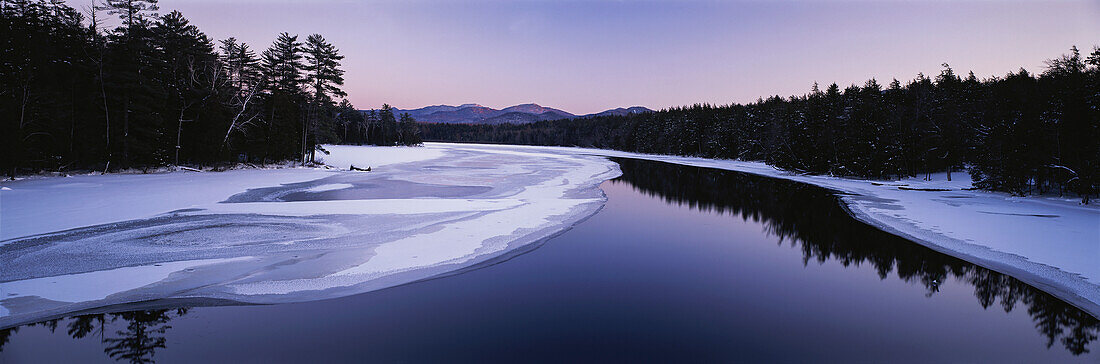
[439,143,1100,317]
[0,145,619,326]
[1,158,1097,362]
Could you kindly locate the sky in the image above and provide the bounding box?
[78,0,1100,114]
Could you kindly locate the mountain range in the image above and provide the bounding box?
[363,103,652,124]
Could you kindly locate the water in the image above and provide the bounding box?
[1,158,1096,362]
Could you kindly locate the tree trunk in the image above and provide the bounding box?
[99,63,111,166]
[122,93,130,167]
[175,108,184,166]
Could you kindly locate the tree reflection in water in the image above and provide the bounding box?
[0,308,188,363]
[609,158,1099,355]
[0,158,1096,360]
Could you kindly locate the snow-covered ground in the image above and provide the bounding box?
[2,143,1096,327]
[433,143,1100,317]
[0,169,339,241]
[0,145,619,327]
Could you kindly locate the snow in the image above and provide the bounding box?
[193,198,525,217]
[0,168,336,241]
[318,144,446,168]
[1,257,252,303]
[2,142,1096,327]
[428,143,1100,317]
[0,144,619,328]
[0,145,445,242]
[304,183,355,193]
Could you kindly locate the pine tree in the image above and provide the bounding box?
[379,104,398,146]
[218,37,262,154]
[260,32,304,162]
[302,34,345,162]
[262,32,304,94]
[98,0,163,167]
[220,37,260,92]
[930,63,965,180]
[95,0,158,30]
[398,113,422,146]
[1042,46,1097,203]
[303,34,346,102]
[153,11,217,165]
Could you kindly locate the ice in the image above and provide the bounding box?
[3,142,1097,327]
[0,144,619,328]
[1,257,252,303]
[0,168,336,241]
[304,183,355,193]
[433,143,1100,317]
[318,144,446,168]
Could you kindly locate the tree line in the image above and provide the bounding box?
[0,0,421,178]
[338,105,422,147]
[422,47,1100,203]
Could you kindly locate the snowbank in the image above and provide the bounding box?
[0,168,336,241]
[3,142,1095,326]
[431,143,1100,317]
[0,144,619,328]
[318,144,446,169]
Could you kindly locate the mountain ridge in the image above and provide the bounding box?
[360,103,652,124]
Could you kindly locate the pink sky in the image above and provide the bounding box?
[85,0,1100,114]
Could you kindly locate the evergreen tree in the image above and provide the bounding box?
[930,64,966,180]
[418,46,1099,203]
[379,104,398,146]
[101,6,164,167]
[153,10,218,165]
[260,32,304,162]
[398,112,422,146]
[96,0,158,29]
[0,1,361,174]
[302,33,345,163]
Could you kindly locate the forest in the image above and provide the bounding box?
[422,47,1100,203]
[1,0,419,178]
[3,1,1095,204]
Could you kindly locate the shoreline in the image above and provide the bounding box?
[434,142,1100,319]
[0,145,620,328]
[2,143,1095,328]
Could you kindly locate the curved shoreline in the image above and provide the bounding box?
[2,143,1095,329]
[0,146,622,329]
[435,143,1100,319]
[837,198,1100,318]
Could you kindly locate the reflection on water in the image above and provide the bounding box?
[0,309,188,363]
[1,158,1097,361]
[609,158,1099,355]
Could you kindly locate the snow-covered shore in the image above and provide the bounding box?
[0,145,619,327]
[1,142,1096,327]
[435,143,1100,318]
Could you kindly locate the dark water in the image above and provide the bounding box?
[1,158,1097,363]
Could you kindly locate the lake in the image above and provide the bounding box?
[1,158,1096,362]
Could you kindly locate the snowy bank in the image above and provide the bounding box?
[0,145,619,327]
[0,168,336,241]
[2,142,1095,325]
[432,143,1100,318]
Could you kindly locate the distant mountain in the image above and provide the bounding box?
[480,111,572,125]
[361,103,653,124]
[586,106,653,117]
[500,103,575,120]
[416,105,499,123]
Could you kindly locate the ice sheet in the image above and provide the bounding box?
[431,143,1100,317]
[0,145,619,328]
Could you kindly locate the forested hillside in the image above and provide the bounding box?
[0,0,418,178]
[423,48,1100,203]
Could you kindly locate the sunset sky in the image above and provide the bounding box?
[93,0,1100,114]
